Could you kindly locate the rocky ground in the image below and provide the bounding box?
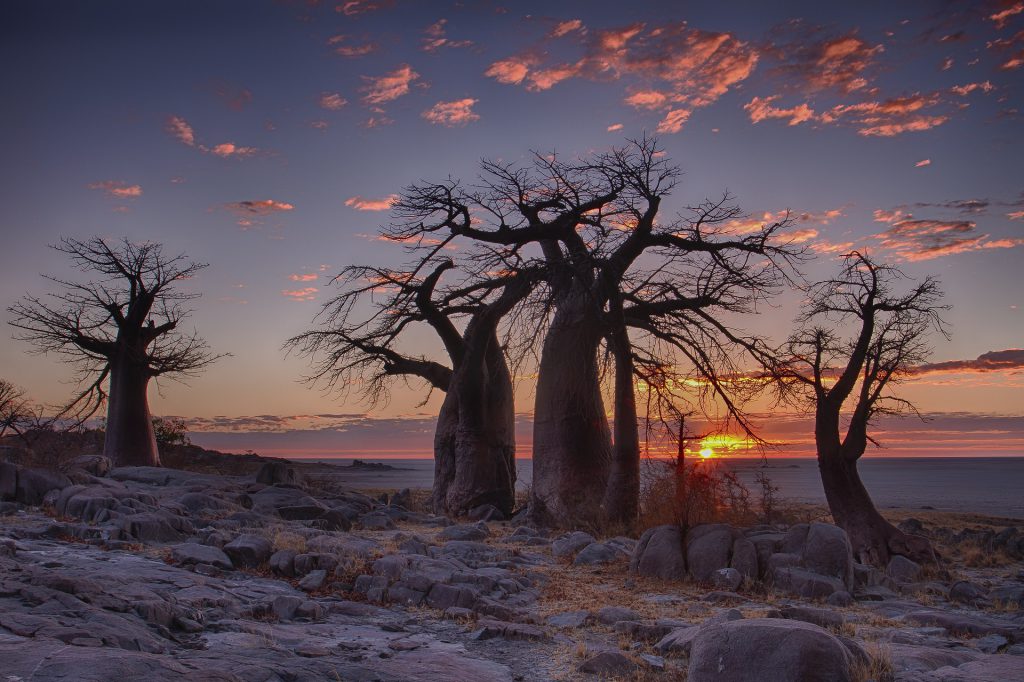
[0,455,1022,681]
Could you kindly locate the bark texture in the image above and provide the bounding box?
[103,360,159,467]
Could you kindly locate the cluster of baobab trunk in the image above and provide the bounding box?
[11,143,946,569]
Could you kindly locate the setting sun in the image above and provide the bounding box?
[699,447,714,459]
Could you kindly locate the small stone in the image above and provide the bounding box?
[573,542,619,566]
[711,567,743,591]
[578,651,637,676]
[299,569,327,592]
[597,606,641,625]
[546,610,592,628]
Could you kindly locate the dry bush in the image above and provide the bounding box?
[639,459,757,532]
[851,641,894,682]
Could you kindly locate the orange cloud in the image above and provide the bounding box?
[88,181,142,198]
[1008,211,1024,220]
[607,123,624,132]
[209,142,259,158]
[871,212,1022,260]
[912,349,1024,376]
[345,194,398,211]
[289,273,318,282]
[166,115,196,146]
[281,287,318,302]
[625,90,670,110]
[484,57,533,85]
[335,0,392,16]
[744,96,816,126]
[989,3,1024,29]
[422,18,472,52]
[916,159,932,167]
[550,19,584,38]
[226,200,295,215]
[422,98,479,126]
[319,93,347,110]
[656,108,691,133]
[767,30,882,94]
[360,64,419,105]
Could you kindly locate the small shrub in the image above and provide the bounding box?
[153,416,190,448]
[639,458,755,532]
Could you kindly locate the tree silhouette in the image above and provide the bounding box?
[8,237,221,467]
[287,256,539,517]
[387,137,803,528]
[782,251,946,564]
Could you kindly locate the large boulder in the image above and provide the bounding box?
[118,511,193,543]
[16,467,72,505]
[170,543,233,570]
[687,618,864,682]
[686,524,736,582]
[631,525,687,581]
[801,523,854,588]
[255,461,299,486]
[223,534,273,568]
[768,522,855,597]
[0,461,17,499]
[551,531,596,559]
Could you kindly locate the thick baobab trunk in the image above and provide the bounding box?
[817,447,934,565]
[103,360,160,467]
[602,317,639,530]
[431,330,516,517]
[530,295,611,528]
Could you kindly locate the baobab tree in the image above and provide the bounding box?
[782,251,946,565]
[387,137,803,528]
[287,256,539,517]
[8,237,221,467]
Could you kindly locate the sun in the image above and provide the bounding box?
[699,447,714,459]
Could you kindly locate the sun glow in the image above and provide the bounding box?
[699,447,715,459]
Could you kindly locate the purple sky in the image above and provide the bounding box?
[1,0,1021,458]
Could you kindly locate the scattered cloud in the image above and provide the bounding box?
[166,115,196,146]
[1008,210,1024,220]
[209,142,259,158]
[421,98,479,126]
[915,198,989,214]
[360,64,420,105]
[211,82,253,111]
[872,207,1024,260]
[607,123,624,132]
[335,0,393,16]
[987,28,1024,69]
[989,3,1024,29]
[310,120,329,130]
[288,273,318,282]
[916,159,932,167]
[744,96,815,126]
[485,22,758,133]
[550,19,584,38]
[281,287,318,302]
[422,19,473,52]
[767,30,884,94]
[328,34,377,57]
[88,180,142,198]
[224,200,295,227]
[912,349,1024,376]
[319,92,348,110]
[345,194,398,211]
[364,115,393,128]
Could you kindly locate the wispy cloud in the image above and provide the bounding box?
[422,19,473,52]
[281,287,318,302]
[208,142,259,158]
[767,29,883,94]
[166,115,196,146]
[872,207,1024,260]
[328,34,377,57]
[289,273,318,282]
[422,98,479,126]
[912,349,1024,376]
[916,159,932,167]
[989,3,1024,29]
[88,180,142,198]
[224,199,295,228]
[345,194,398,211]
[550,19,584,38]
[319,92,348,110]
[607,123,624,132]
[335,0,393,16]
[361,64,420,105]
[210,82,253,111]
[165,115,263,157]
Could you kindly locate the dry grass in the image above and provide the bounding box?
[850,641,894,682]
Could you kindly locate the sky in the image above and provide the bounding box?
[0,0,1021,459]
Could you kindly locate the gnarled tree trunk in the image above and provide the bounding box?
[530,292,611,528]
[602,307,639,530]
[432,329,516,516]
[103,358,159,467]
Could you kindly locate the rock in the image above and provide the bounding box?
[630,525,686,581]
[801,522,854,589]
[687,618,864,682]
[573,542,619,566]
[0,461,17,500]
[425,583,476,610]
[904,610,1016,638]
[276,503,328,520]
[472,619,548,642]
[578,651,637,676]
[618,619,690,643]
[171,543,233,570]
[62,454,112,477]
[687,524,735,582]
[730,537,758,581]
[546,610,592,628]
[119,511,193,543]
[468,504,505,521]
[777,606,845,630]
[946,577,987,602]
[223,534,273,568]
[551,531,596,559]
[772,566,847,598]
[975,634,1008,654]
[272,595,303,621]
[298,569,327,592]
[597,606,640,625]
[390,488,412,509]
[887,554,922,583]
[16,468,72,506]
[655,625,699,654]
[359,511,396,530]
[827,591,854,607]
[315,508,352,532]
[268,549,297,577]
[255,461,298,486]
[990,584,1024,607]
[439,523,489,542]
[898,517,924,534]
[711,567,743,591]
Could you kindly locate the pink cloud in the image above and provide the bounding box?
[550,19,584,38]
[360,64,420,105]
[912,349,1024,376]
[335,0,392,16]
[226,200,295,215]
[211,82,253,111]
[767,29,883,94]
[88,181,142,198]
[345,194,398,211]
[328,35,377,57]
[989,3,1024,29]
[1008,211,1024,220]
[289,273,318,282]
[282,287,318,302]
[656,108,691,133]
[625,89,670,110]
[422,18,472,52]
[209,142,259,158]
[916,159,932,167]
[607,123,624,132]
[485,58,533,85]
[744,96,816,126]
[422,98,479,126]
[319,93,348,110]
[166,115,196,146]
[871,208,1023,260]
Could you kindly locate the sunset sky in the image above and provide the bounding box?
[1,0,1021,459]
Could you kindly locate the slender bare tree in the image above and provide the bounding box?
[782,251,946,564]
[0,380,31,440]
[287,257,539,517]
[387,138,803,528]
[8,237,221,467]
